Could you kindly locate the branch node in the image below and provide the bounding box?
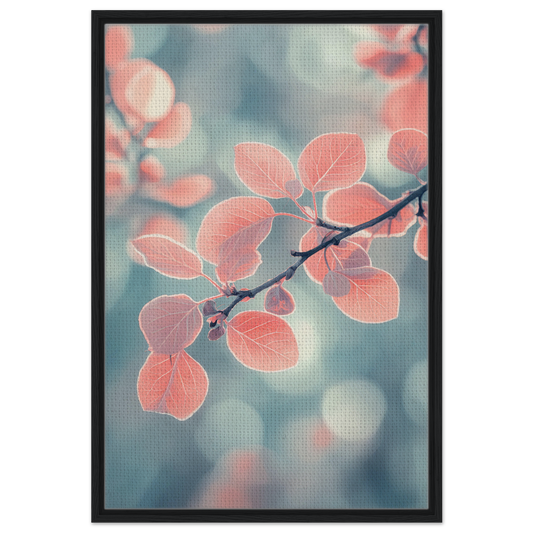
[285,268,295,281]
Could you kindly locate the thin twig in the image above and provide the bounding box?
[219,184,427,319]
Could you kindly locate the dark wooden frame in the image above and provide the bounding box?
[92,10,442,522]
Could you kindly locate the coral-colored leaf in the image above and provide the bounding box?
[388,129,428,175]
[355,43,424,80]
[226,311,298,372]
[139,155,165,183]
[196,196,275,265]
[234,143,300,199]
[372,24,404,41]
[216,249,260,285]
[138,351,208,420]
[382,79,428,133]
[331,267,399,323]
[110,59,175,123]
[105,117,131,160]
[105,162,134,216]
[130,214,188,265]
[105,161,128,196]
[139,215,187,244]
[105,25,133,71]
[414,201,428,260]
[323,271,351,297]
[285,179,303,199]
[131,235,203,279]
[139,295,202,355]
[143,103,192,149]
[323,183,416,238]
[297,133,366,193]
[264,284,295,316]
[143,175,214,208]
[300,227,371,284]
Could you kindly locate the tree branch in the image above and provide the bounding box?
[219,184,427,319]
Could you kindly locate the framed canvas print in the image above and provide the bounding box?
[92,10,442,522]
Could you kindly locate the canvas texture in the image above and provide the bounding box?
[104,23,429,510]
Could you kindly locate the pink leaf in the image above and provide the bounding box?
[139,295,202,355]
[110,59,175,123]
[226,311,298,372]
[129,214,188,265]
[216,249,261,285]
[388,129,428,175]
[355,43,424,80]
[264,284,295,316]
[323,271,351,297]
[196,197,275,280]
[142,175,214,208]
[285,179,303,198]
[139,155,165,183]
[138,351,208,420]
[105,25,133,71]
[300,227,371,284]
[234,143,301,199]
[372,24,404,41]
[341,247,372,269]
[131,235,203,279]
[143,103,192,149]
[105,162,133,215]
[331,267,399,323]
[105,161,129,196]
[105,117,130,160]
[297,133,366,193]
[323,182,416,238]
[382,79,428,133]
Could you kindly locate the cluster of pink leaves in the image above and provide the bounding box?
[105,25,214,246]
[132,130,428,421]
[355,24,428,133]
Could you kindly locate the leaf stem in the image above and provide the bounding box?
[275,212,315,224]
[198,294,225,306]
[200,273,224,293]
[292,197,316,220]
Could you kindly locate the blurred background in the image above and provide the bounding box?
[104,23,428,509]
